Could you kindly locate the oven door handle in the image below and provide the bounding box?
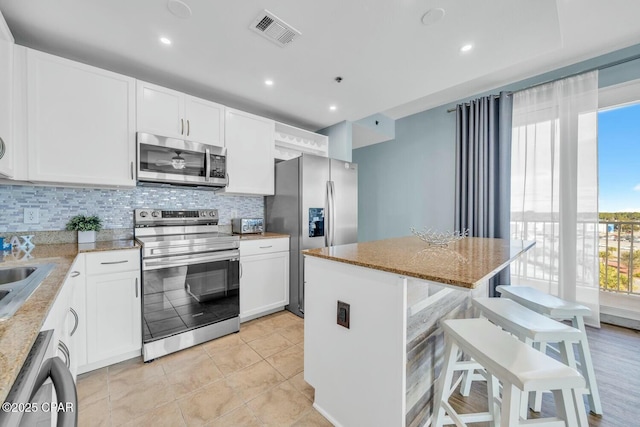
[143,250,239,270]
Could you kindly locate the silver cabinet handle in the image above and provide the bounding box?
[187,119,190,136]
[0,137,5,160]
[205,148,211,182]
[259,245,273,249]
[226,172,230,188]
[240,263,243,279]
[70,271,80,278]
[58,342,70,368]
[181,118,184,135]
[131,161,134,180]
[135,277,139,298]
[69,308,79,336]
[101,260,128,265]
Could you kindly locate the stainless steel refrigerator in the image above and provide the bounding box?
[265,154,358,317]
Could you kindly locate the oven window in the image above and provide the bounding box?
[142,259,239,342]
[139,143,206,177]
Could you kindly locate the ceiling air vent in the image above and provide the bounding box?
[250,10,301,47]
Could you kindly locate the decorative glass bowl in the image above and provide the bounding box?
[410,227,469,247]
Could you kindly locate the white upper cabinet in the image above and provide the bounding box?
[0,11,14,178]
[137,80,224,146]
[221,108,275,195]
[26,49,136,186]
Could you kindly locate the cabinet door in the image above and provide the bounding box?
[240,251,289,321]
[223,108,275,195]
[0,12,13,178]
[86,270,141,363]
[136,80,184,139]
[26,49,136,186]
[184,95,225,146]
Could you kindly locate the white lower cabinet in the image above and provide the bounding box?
[239,238,289,322]
[81,249,141,373]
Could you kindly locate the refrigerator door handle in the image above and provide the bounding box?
[325,181,331,247]
[329,181,336,246]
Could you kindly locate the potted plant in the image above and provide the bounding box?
[66,215,103,244]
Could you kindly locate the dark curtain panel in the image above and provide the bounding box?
[454,92,512,295]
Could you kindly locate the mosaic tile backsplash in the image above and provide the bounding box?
[0,184,264,232]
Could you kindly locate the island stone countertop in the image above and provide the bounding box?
[0,240,140,403]
[303,236,535,289]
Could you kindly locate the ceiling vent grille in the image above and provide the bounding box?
[250,10,301,47]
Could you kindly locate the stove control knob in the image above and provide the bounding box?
[209,211,216,217]
[139,211,148,218]
[200,211,207,217]
[151,211,161,218]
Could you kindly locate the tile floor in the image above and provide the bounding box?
[76,311,332,426]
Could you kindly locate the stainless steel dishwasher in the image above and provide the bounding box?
[0,329,77,427]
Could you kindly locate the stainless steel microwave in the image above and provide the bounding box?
[137,132,228,188]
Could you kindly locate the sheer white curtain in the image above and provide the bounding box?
[510,71,600,326]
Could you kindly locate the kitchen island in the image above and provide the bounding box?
[302,236,534,427]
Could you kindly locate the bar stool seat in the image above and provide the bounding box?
[496,285,602,415]
[433,318,587,427]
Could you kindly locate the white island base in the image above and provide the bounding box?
[304,256,488,427]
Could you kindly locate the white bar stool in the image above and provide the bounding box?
[470,297,588,426]
[433,318,587,427]
[496,285,602,415]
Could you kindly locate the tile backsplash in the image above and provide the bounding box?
[0,184,264,232]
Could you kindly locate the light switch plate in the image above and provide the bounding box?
[24,208,40,224]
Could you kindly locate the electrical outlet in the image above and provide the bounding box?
[24,208,40,224]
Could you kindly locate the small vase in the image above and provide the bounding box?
[78,230,96,244]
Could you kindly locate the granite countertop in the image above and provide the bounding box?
[239,232,290,240]
[303,236,535,289]
[0,240,140,403]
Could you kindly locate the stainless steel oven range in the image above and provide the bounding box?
[134,209,240,361]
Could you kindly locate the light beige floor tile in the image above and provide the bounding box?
[277,322,304,345]
[227,360,285,402]
[160,344,210,374]
[262,311,301,330]
[206,405,262,427]
[108,356,165,383]
[209,343,262,376]
[247,332,294,359]
[265,345,304,379]
[291,408,333,427]
[202,333,245,355]
[78,396,111,427]
[238,320,274,343]
[77,367,109,407]
[177,379,244,426]
[121,401,186,427]
[289,372,314,402]
[247,381,312,426]
[110,375,175,425]
[166,353,224,398]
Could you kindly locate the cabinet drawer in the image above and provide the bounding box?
[240,238,289,256]
[85,249,140,275]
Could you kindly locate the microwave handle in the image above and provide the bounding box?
[205,148,211,182]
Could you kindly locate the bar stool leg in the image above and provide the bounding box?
[501,383,520,427]
[528,341,546,412]
[558,340,589,427]
[432,338,459,427]
[573,315,603,415]
[551,388,581,427]
[487,374,501,426]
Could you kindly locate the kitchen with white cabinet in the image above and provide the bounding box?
[1,2,640,427]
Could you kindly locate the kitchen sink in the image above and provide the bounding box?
[0,264,56,321]
[0,267,37,285]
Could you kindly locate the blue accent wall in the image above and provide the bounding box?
[354,43,640,242]
[0,184,263,232]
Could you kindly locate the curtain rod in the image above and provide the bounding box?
[446,52,640,113]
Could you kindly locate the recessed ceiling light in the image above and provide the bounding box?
[160,37,172,45]
[265,79,274,86]
[329,105,337,111]
[460,44,473,53]
[167,0,192,19]
[421,8,446,26]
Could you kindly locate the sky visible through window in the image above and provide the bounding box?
[598,102,640,212]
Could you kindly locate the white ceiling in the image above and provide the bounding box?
[0,0,639,132]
